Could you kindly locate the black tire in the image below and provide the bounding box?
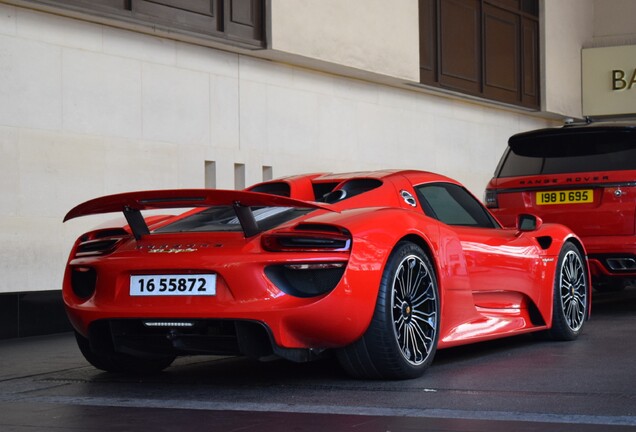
[337,241,439,379]
[547,242,588,341]
[74,331,175,374]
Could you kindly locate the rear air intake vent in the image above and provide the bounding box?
[76,228,128,257]
[265,263,345,297]
[536,236,552,250]
[321,178,382,203]
[76,239,121,256]
[71,267,97,299]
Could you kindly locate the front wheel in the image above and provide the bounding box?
[548,242,588,341]
[337,242,440,379]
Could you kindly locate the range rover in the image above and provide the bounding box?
[485,121,636,291]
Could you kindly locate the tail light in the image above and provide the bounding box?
[484,189,499,208]
[261,228,351,252]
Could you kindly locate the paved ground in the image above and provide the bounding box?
[1,288,635,431]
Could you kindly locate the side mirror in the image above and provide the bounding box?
[516,213,542,232]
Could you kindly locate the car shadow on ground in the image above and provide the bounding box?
[592,285,636,314]
[47,286,636,388]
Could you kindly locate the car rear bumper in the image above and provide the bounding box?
[583,235,636,277]
[83,318,326,363]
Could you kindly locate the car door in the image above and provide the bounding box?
[414,182,544,308]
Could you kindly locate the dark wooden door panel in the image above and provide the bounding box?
[419,0,539,109]
[145,0,214,16]
[521,17,539,107]
[132,0,218,34]
[35,0,265,47]
[483,3,519,103]
[419,0,437,83]
[439,0,481,94]
[224,0,263,43]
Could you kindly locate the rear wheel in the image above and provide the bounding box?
[74,331,175,374]
[548,243,588,341]
[337,242,439,379]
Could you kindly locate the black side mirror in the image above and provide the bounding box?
[516,213,542,232]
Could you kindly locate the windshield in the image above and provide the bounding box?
[497,129,636,177]
[155,206,314,233]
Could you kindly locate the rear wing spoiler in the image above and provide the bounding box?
[64,189,334,239]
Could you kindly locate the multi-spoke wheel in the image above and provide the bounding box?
[548,242,588,340]
[391,252,438,366]
[337,241,439,379]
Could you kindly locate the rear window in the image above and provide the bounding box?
[497,129,636,178]
[155,206,314,233]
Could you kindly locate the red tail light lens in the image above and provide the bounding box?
[261,230,351,252]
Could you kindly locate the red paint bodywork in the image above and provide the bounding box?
[487,172,636,281]
[63,170,588,358]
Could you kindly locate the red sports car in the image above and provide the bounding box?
[63,170,590,380]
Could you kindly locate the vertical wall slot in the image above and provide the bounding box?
[205,161,217,189]
[234,163,246,190]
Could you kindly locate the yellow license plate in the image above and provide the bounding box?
[536,189,593,205]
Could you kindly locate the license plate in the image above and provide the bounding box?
[130,274,216,296]
[536,189,593,205]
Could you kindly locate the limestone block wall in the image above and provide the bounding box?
[0,3,553,295]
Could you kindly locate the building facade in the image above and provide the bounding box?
[1,0,635,337]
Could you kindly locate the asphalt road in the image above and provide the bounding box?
[1,287,635,431]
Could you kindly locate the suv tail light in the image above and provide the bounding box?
[484,189,498,208]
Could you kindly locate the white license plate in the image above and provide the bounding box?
[130,274,216,296]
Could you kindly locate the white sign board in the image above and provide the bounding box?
[582,45,636,117]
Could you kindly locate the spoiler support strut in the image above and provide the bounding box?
[123,206,150,240]
[124,202,261,240]
[233,201,260,238]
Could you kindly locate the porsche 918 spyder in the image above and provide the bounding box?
[63,170,590,379]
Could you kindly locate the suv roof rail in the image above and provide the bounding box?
[563,115,636,127]
[563,117,593,127]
